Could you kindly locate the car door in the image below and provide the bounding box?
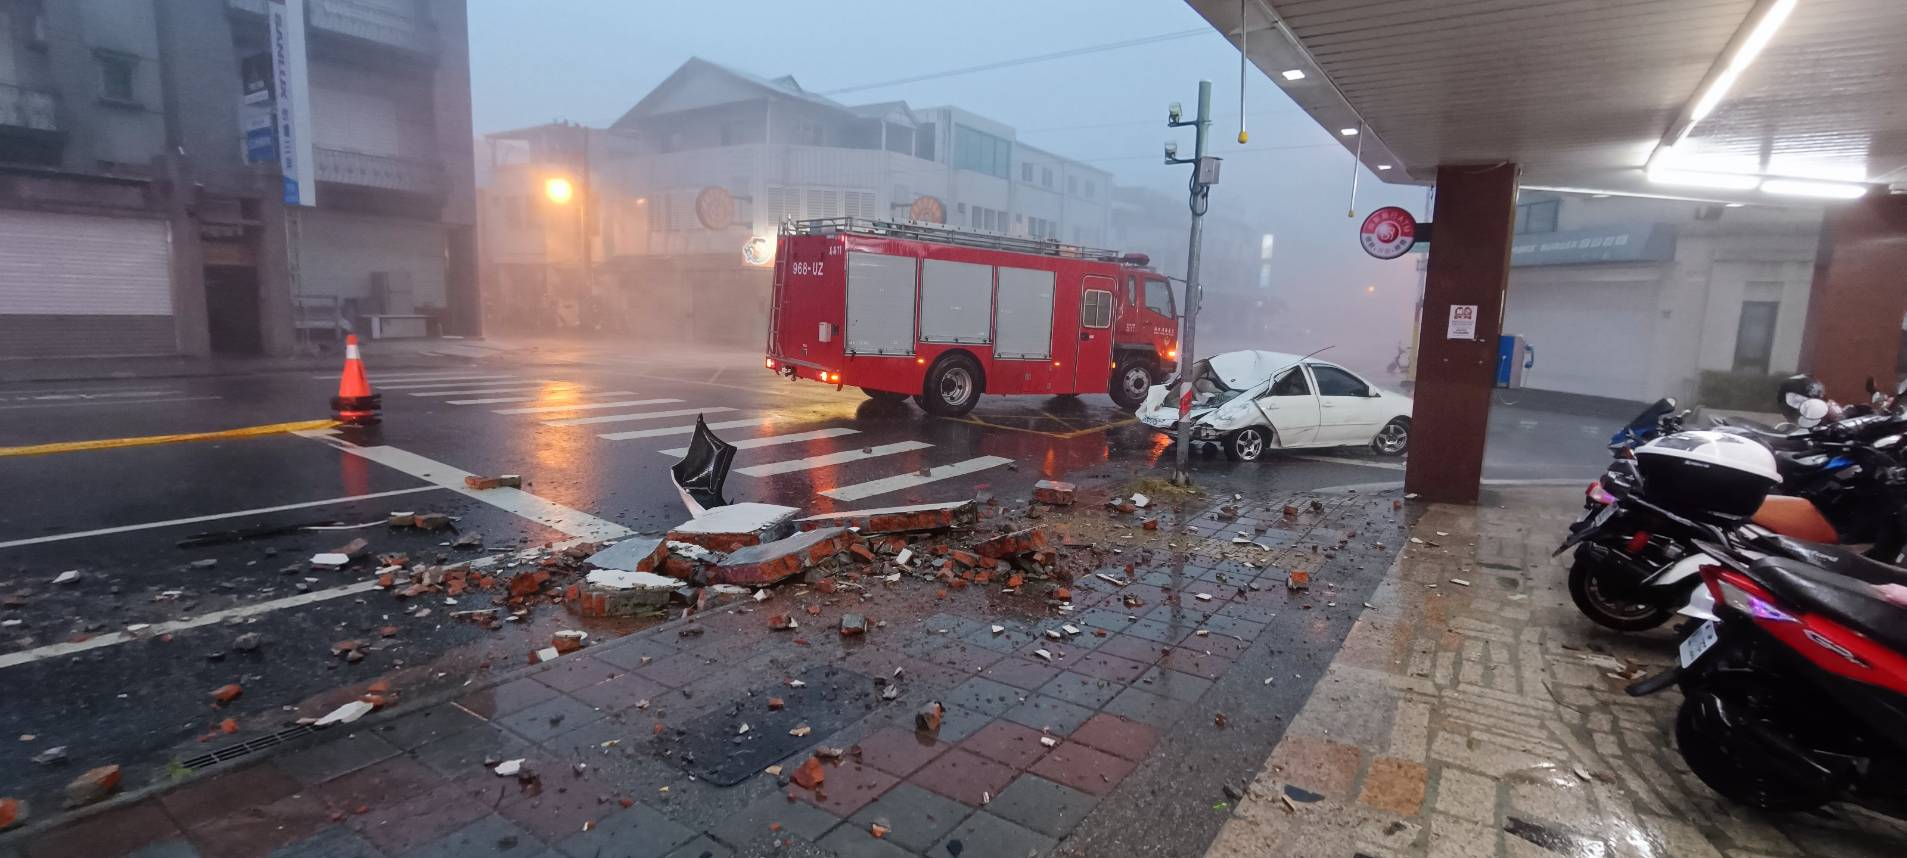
[1253,365,1320,447]
[1308,362,1383,444]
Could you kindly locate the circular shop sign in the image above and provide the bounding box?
[742,236,773,267]
[908,195,946,224]
[695,186,735,230]
[1359,206,1418,259]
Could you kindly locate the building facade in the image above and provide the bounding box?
[0,0,475,359]
[477,59,1112,345]
[1501,193,1824,405]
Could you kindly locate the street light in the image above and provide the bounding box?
[544,176,574,205]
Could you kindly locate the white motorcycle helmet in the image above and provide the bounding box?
[1794,397,1832,429]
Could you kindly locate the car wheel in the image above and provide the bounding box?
[1371,417,1410,456]
[919,354,983,417]
[862,387,909,402]
[1223,426,1270,462]
[1109,356,1155,410]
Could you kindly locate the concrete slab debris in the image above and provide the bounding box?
[710,527,858,587]
[583,537,670,573]
[667,502,799,552]
[794,499,977,535]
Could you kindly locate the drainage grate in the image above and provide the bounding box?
[178,724,317,771]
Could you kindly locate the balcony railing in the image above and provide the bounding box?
[0,83,59,133]
[314,147,444,195]
[228,0,437,54]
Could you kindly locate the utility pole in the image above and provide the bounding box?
[1165,81,1219,486]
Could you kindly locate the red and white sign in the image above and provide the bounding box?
[1359,206,1417,259]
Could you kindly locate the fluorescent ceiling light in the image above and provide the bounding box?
[1280,69,1306,81]
[1646,166,1761,190]
[1339,127,1358,137]
[1375,164,1391,171]
[1725,202,1746,207]
[1686,0,1797,127]
[1761,178,1869,199]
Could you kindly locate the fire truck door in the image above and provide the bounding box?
[1076,277,1115,392]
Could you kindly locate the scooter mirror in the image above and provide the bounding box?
[1796,398,1831,428]
[1877,434,1904,451]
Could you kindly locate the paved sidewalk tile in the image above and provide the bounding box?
[1028,741,1136,796]
[496,694,603,743]
[909,748,1017,807]
[847,783,973,853]
[1069,713,1159,762]
[266,826,380,858]
[370,702,485,750]
[409,814,543,858]
[660,834,732,858]
[815,825,916,858]
[271,732,401,785]
[931,812,1056,858]
[554,802,692,857]
[987,775,1097,838]
[159,764,303,830]
[708,795,839,846]
[455,677,561,719]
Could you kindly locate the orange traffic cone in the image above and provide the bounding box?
[330,335,382,426]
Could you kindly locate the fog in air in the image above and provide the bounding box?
[468,0,1425,379]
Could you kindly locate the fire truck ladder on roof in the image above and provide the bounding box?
[784,217,1130,264]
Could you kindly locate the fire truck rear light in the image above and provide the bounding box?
[1166,348,1178,360]
[825,372,841,383]
[916,358,926,365]
[764,358,776,370]
[1053,361,1061,368]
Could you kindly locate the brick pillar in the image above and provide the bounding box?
[1402,164,1519,504]
[1798,194,1907,401]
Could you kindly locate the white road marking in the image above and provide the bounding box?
[309,370,489,382]
[543,406,735,428]
[296,431,634,541]
[1288,454,1406,471]
[658,427,859,456]
[448,390,637,406]
[0,395,222,411]
[821,456,1014,501]
[0,486,445,549]
[495,398,682,416]
[410,384,582,397]
[2,389,181,402]
[375,376,524,390]
[0,535,595,671]
[599,417,767,441]
[735,440,933,477]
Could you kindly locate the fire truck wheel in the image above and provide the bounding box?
[919,354,983,417]
[1109,356,1156,410]
[862,387,909,402]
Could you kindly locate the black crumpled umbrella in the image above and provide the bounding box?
[669,415,736,517]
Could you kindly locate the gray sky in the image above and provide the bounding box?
[468,0,1429,369]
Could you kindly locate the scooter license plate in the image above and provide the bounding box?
[1679,621,1720,668]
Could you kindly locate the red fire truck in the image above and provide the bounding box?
[765,218,1179,416]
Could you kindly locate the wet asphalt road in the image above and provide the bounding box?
[0,343,1612,816]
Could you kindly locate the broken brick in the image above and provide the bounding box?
[463,474,522,490]
[1142,518,1159,531]
[63,765,121,808]
[813,578,837,594]
[332,640,362,656]
[839,614,867,636]
[667,502,800,553]
[0,797,22,831]
[794,500,977,535]
[848,544,877,563]
[379,625,398,638]
[792,756,826,790]
[1006,574,1024,589]
[1054,587,1072,601]
[768,697,785,711]
[219,718,239,735]
[975,528,1049,560]
[332,538,370,559]
[508,571,551,599]
[1031,480,1077,506]
[1286,570,1310,590]
[709,527,859,587]
[915,701,945,734]
[413,513,451,530]
[211,684,243,705]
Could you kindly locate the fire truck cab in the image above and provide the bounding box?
[765,218,1178,417]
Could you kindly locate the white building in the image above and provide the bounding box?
[478,59,1113,344]
[1502,193,1824,406]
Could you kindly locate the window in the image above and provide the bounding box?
[1733,301,1780,375]
[1515,199,1559,234]
[1081,288,1113,328]
[1067,175,1078,195]
[1310,364,1372,397]
[1041,168,1053,188]
[953,124,1010,178]
[96,52,136,103]
[1021,162,1034,182]
[915,122,935,160]
[1125,275,1139,307]
[719,121,747,146]
[791,121,824,146]
[1269,368,1310,397]
[970,206,982,229]
[1143,278,1173,317]
[1084,179,1096,199]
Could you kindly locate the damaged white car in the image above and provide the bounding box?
[1137,350,1414,461]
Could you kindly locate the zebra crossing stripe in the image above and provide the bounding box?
[598,417,765,441]
[311,370,490,381]
[495,398,683,416]
[410,384,581,397]
[734,440,932,477]
[820,456,1015,501]
[375,376,523,390]
[658,427,859,456]
[447,391,637,406]
[543,406,736,428]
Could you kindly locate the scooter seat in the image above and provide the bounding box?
[1757,534,1907,587]
[1745,557,1907,654]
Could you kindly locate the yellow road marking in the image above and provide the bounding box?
[0,419,338,458]
[948,415,1136,440]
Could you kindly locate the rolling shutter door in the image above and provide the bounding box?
[0,211,175,357]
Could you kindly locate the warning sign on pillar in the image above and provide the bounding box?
[1447,304,1478,340]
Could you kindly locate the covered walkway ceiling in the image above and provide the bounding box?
[1186,0,1907,203]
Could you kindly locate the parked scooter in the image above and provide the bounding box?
[1625,535,1907,817]
[1560,422,1907,630]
